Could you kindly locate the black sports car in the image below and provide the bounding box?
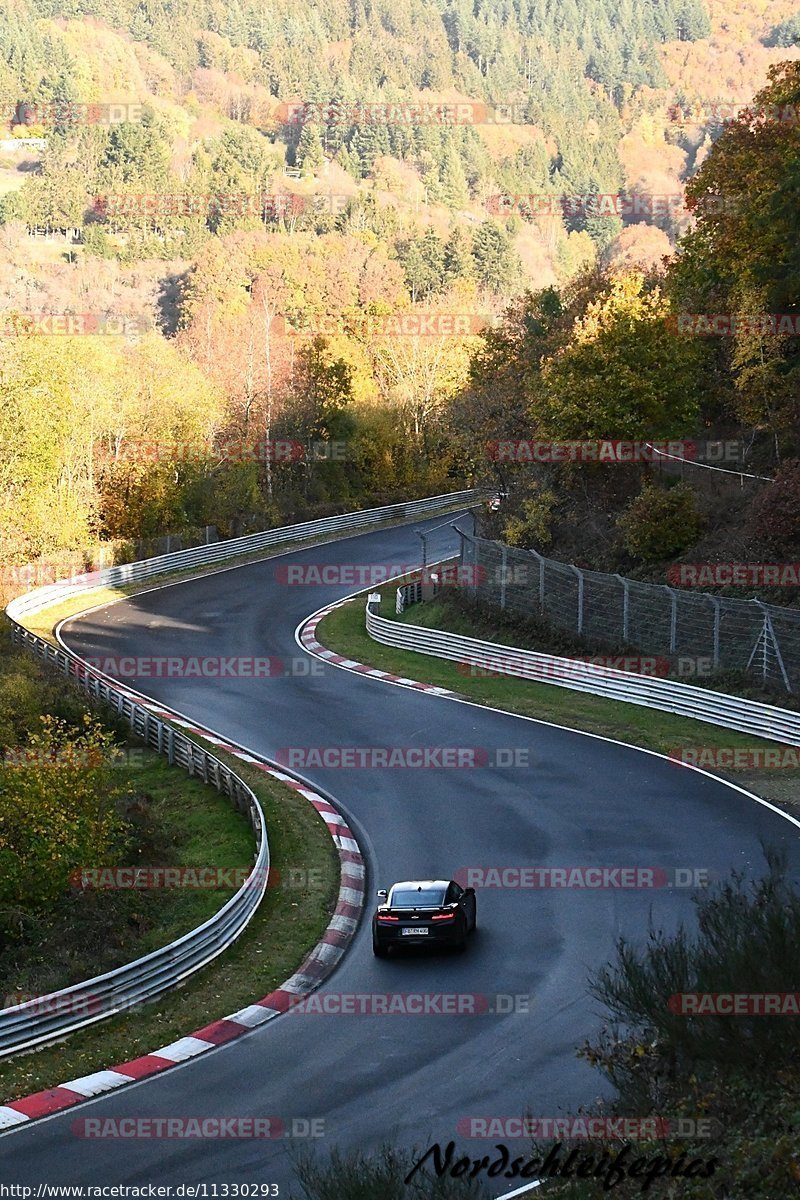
[372,878,477,956]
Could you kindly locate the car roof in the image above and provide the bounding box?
[389,879,451,891]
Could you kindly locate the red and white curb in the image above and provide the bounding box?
[299,602,460,699]
[0,706,364,1133]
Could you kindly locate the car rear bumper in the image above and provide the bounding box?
[373,922,461,947]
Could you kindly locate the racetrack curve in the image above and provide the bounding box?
[2,513,799,1194]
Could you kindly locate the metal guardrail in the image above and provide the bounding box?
[0,629,269,1058]
[1,489,481,1056]
[396,581,421,613]
[396,555,466,613]
[396,577,435,613]
[366,596,800,746]
[8,489,483,620]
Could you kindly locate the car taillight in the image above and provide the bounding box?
[376,914,400,922]
[432,912,455,921]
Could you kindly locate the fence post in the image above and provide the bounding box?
[747,601,792,692]
[615,574,630,642]
[528,549,545,615]
[452,525,478,601]
[569,564,584,634]
[499,545,508,610]
[665,586,678,653]
[711,597,721,671]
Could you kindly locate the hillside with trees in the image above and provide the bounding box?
[0,0,798,586]
[462,60,800,600]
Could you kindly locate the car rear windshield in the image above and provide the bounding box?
[390,888,446,908]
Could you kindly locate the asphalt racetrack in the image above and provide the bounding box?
[2,513,798,1193]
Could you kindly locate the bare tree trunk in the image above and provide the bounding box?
[243,323,256,435]
[261,292,275,501]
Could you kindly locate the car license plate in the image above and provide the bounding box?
[402,926,428,936]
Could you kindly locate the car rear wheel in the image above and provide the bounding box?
[373,937,388,957]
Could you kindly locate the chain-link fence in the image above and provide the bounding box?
[457,532,800,694]
[115,525,219,563]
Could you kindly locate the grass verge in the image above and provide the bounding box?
[0,734,340,1103]
[0,743,254,996]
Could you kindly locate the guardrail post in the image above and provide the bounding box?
[615,574,630,642]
